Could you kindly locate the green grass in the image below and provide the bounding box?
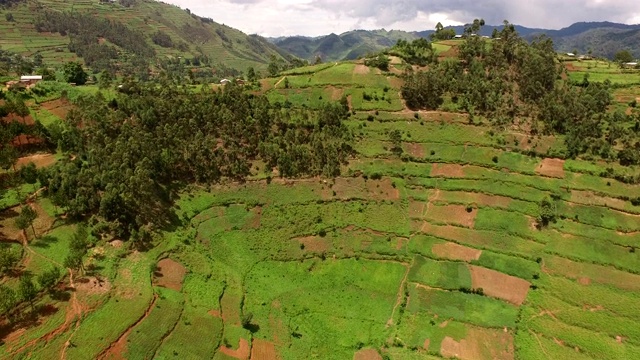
[408,256,472,289]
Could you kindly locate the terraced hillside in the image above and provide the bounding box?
[2,50,640,360]
[0,0,290,69]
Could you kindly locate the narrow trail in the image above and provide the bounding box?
[386,259,412,327]
[274,76,286,88]
[529,330,551,359]
[96,293,159,360]
[59,270,83,360]
[419,188,440,233]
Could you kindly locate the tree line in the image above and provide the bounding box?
[401,20,640,164]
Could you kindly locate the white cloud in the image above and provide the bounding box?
[162,0,640,37]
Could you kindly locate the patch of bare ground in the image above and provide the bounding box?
[423,339,430,351]
[109,239,124,248]
[354,348,382,360]
[425,204,477,228]
[154,258,187,291]
[295,235,331,253]
[328,86,344,101]
[570,191,628,210]
[388,56,403,65]
[208,309,224,320]
[220,338,250,360]
[16,153,57,169]
[41,98,73,120]
[404,142,425,158]
[326,177,399,201]
[432,242,482,262]
[75,276,111,296]
[440,327,514,360]
[469,266,530,306]
[353,64,371,75]
[246,206,262,229]
[251,338,277,360]
[535,158,565,178]
[431,163,466,178]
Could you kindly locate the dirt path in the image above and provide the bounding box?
[274,76,286,88]
[419,189,440,233]
[60,270,83,360]
[97,293,159,360]
[386,259,412,327]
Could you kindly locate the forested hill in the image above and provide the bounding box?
[0,0,293,71]
[269,29,418,62]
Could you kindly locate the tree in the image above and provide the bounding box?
[18,274,38,312]
[389,130,403,156]
[614,50,634,65]
[61,62,88,85]
[20,162,39,194]
[537,197,556,228]
[246,67,257,82]
[15,205,38,240]
[0,285,17,320]
[37,267,61,292]
[5,13,14,22]
[0,244,19,275]
[98,70,113,90]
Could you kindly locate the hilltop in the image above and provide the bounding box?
[0,0,292,71]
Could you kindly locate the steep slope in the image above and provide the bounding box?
[271,29,417,62]
[0,0,292,70]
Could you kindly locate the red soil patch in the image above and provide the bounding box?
[440,327,514,360]
[16,153,57,169]
[1,113,35,126]
[431,163,466,178]
[353,65,371,75]
[404,142,425,158]
[535,158,565,178]
[328,86,344,101]
[469,266,530,306]
[327,177,399,201]
[75,276,111,296]
[296,235,330,253]
[11,134,44,148]
[354,348,382,360]
[154,258,187,291]
[432,242,482,262]
[208,309,224,319]
[251,338,277,360]
[425,204,477,228]
[423,339,431,351]
[220,338,250,360]
[41,98,73,120]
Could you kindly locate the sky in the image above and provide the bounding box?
[164,0,640,37]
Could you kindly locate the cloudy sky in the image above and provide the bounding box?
[164,0,640,37]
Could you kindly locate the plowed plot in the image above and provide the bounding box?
[425,205,477,228]
[220,338,250,360]
[544,255,640,291]
[1,113,35,125]
[469,266,530,306]
[326,177,399,201]
[41,98,73,119]
[354,348,382,360]
[535,158,565,178]
[570,191,628,210]
[431,163,465,177]
[353,64,370,75]
[432,191,512,208]
[328,86,344,101]
[154,258,187,291]
[295,235,330,252]
[432,242,482,262]
[251,339,277,360]
[440,327,514,360]
[16,153,56,169]
[404,142,425,158]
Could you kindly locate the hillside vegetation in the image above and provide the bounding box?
[1,15,640,360]
[0,0,292,71]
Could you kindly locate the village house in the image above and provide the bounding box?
[20,75,43,86]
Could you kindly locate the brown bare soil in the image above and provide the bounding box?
[432,242,482,262]
[16,153,57,169]
[328,86,344,101]
[440,327,514,360]
[41,98,73,120]
[1,113,35,126]
[425,204,477,228]
[75,276,111,296]
[469,266,530,306]
[326,177,399,201]
[535,158,565,178]
[353,64,370,75]
[570,191,628,211]
[154,258,187,291]
[246,206,262,229]
[220,338,251,360]
[208,309,224,319]
[251,338,278,360]
[354,348,382,360]
[431,163,466,178]
[296,236,330,253]
[109,240,124,248]
[423,339,431,351]
[404,142,425,158]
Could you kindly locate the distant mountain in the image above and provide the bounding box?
[0,0,293,70]
[269,29,418,62]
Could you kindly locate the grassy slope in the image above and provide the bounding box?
[0,0,289,70]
